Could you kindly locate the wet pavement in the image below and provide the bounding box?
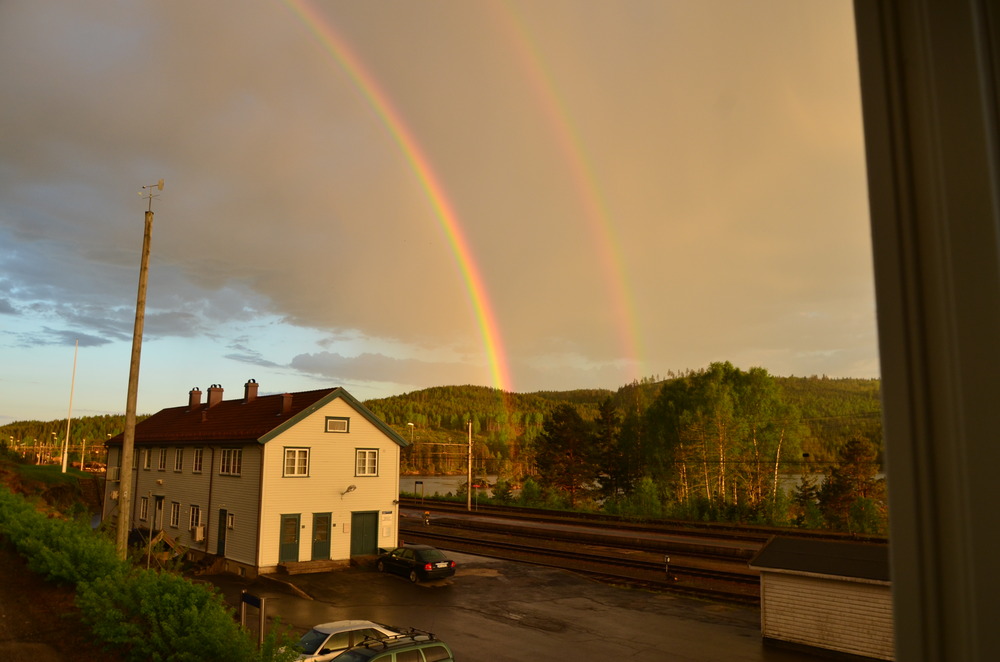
[197,552,823,661]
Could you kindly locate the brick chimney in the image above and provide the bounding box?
[280,393,292,415]
[187,387,202,411]
[207,384,224,408]
[244,379,259,403]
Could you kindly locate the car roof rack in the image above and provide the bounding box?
[353,629,437,650]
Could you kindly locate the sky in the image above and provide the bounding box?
[0,0,876,425]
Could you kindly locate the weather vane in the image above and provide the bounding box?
[139,179,165,212]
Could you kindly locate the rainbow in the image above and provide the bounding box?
[490,2,645,379]
[283,0,513,393]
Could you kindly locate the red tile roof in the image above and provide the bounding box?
[107,387,344,445]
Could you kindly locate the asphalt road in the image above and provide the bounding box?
[199,552,824,661]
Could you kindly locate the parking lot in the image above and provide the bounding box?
[200,551,824,661]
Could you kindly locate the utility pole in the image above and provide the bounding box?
[116,179,162,560]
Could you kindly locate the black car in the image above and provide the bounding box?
[376,544,456,583]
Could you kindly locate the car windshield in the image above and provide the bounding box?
[298,629,329,655]
[417,549,447,562]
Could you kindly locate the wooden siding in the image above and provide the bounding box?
[760,572,894,660]
[203,444,262,566]
[258,398,400,567]
[102,443,264,567]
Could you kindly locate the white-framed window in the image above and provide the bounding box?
[157,447,167,471]
[220,448,242,476]
[169,502,180,527]
[355,449,378,476]
[325,416,350,433]
[189,505,202,529]
[227,513,235,529]
[173,448,183,472]
[283,448,309,477]
[142,448,151,470]
[139,496,149,520]
[192,448,203,473]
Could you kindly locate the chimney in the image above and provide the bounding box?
[280,393,292,416]
[188,387,202,411]
[207,384,224,408]
[244,379,259,403]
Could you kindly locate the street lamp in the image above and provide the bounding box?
[407,422,414,444]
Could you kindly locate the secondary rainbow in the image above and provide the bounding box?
[283,0,512,393]
[491,2,645,379]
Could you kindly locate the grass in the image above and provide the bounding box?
[15,462,95,485]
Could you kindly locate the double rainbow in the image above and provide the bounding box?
[284,0,512,392]
[284,1,645,392]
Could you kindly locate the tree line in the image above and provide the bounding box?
[372,365,885,534]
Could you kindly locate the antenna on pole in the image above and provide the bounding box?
[139,179,165,212]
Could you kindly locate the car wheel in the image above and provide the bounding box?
[409,570,419,583]
[377,560,385,573]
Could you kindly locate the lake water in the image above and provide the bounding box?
[401,475,496,498]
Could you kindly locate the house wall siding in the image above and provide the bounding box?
[760,572,894,661]
[205,444,262,566]
[258,398,400,567]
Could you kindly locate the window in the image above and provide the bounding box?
[142,448,151,470]
[169,502,180,527]
[284,448,309,477]
[355,449,378,476]
[189,505,202,529]
[192,447,203,473]
[157,447,167,471]
[227,512,235,529]
[220,448,242,476]
[139,496,148,520]
[173,448,183,472]
[325,416,349,433]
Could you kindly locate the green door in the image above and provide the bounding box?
[350,511,378,556]
[279,514,300,563]
[311,512,331,560]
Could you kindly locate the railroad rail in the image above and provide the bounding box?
[398,497,887,545]
[399,524,760,605]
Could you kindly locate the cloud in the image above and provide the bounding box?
[0,0,877,421]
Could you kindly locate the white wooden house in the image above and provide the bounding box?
[750,536,894,661]
[103,380,408,577]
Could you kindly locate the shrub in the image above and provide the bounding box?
[77,568,263,662]
[1,487,297,662]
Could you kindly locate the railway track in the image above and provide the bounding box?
[399,497,886,545]
[395,497,886,604]
[399,520,761,605]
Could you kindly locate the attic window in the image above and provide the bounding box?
[325,417,350,433]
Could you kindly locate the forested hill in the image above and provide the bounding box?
[364,375,881,474]
[0,414,146,449]
[1,374,880,473]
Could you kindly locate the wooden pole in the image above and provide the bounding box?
[116,200,156,560]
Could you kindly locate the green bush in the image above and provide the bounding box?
[0,487,297,662]
[77,569,263,662]
[0,487,123,585]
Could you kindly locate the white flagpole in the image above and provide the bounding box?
[62,339,78,473]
